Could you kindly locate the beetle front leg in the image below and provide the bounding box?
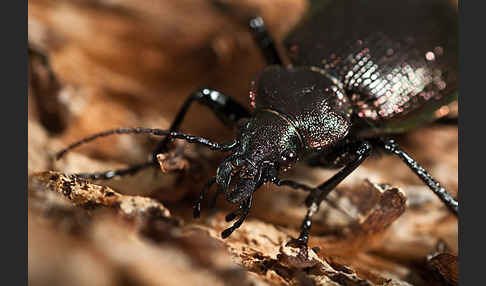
[286,141,372,247]
[153,88,250,156]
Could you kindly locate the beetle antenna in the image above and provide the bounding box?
[56,127,238,160]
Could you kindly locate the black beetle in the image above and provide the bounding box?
[57,0,458,246]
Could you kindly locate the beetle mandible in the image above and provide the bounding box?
[57,0,458,247]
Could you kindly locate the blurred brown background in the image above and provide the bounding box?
[28,0,458,285]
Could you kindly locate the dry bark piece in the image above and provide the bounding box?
[372,186,458,262]
[29,171,171,219]
[157,153,190,173]
[278,244,321,269]
[277,242,407,286]
[272,183,409,285]
[195,181,412,285]
[28,171,257,286]
[358,186,407,235]
[310,182,407,257]
[155,141,193,174]
[426,253,458,286]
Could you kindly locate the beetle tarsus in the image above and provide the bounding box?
[285,237,309,249]
[288,206,314,248]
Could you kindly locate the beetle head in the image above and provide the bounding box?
[216,111,302,204]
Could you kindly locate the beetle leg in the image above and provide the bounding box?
[288,141,372,247]
[67,89,249,180]
[307,141,372,204]
[153,88,250,156]
[376,138,458,215]
[248,16,283,66]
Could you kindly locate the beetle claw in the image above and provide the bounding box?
[285,237,308,249]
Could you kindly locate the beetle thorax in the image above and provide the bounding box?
[215,111,302,204]
[238,111,302,165]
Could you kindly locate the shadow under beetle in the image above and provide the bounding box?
[57,0,458,247]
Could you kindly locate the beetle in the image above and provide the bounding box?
[57,0,458,247]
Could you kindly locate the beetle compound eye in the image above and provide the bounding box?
[281,150,297,162]
[279,150,297,171]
